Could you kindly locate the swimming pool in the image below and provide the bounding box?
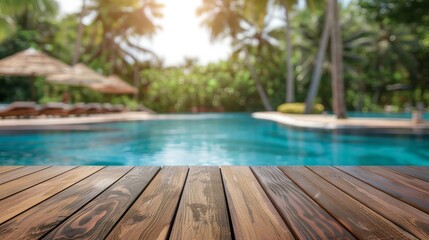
[0,113,428,165]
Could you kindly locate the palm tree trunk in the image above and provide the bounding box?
[133,64,140,101]
[72,0,86,65]
[304,2,332,114]
[244,49,273,111]
[330,0,347,119]
[285,7,294,103]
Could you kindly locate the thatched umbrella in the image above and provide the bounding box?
[0,48,71,100]
[46,63,106,86]
[90,75,138,95]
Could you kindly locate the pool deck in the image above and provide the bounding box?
[0,112,158,130]
[253,112,429,134]
[0,166,427,239]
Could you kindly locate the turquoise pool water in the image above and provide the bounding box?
[0,113,428,165]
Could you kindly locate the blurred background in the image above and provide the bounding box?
[0,0,428,113]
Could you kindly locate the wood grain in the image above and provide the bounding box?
[339,166,429,213]
[280,167,417,240]
[0,166,49,184]
[0,166,23,174]
[311,166,429,239]
[107,166,188,240]
[385,166,429,182]
[252,166,355,239]
[221,166,294,240]
[0,166,76,200]
[43,167,160,240]
[0,167,131,239]
[170,167,231,240]
[0,166,102,224]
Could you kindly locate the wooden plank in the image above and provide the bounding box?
[0,166,103,224]
[107,166,188,240]
[0,166,49,184]
[385,166,429,182]
[412,166,429,172]
[0,166,23,174]
[221,166,294,240]
[170,167,231,240]
[280,167,416,240]
[43,167,160,240]
[0,166,76,200]
[0,167,131,239]
[339,166,429,213]
[251,166,355,239]
[311,166,429,240]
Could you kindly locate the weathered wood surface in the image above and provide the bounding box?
[0,166,427,240]
[44,167,159,240]
[170,167,231,240]
[252,166,355,239]
[386,166,429,182]
[0,167,131,239]
[339,166,429,213]
[311,166,429,239]
[0,166,76,200]
[0,166,102,224]
[280,167,417,239]
[107,166,188,240]
[222,166,294,240]
[0,166,48,184]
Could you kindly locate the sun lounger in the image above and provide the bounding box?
[102,103,114,113]
[66,103,87,116]
[85,103,103,115]
[0,101,38,118]
[111,104,126,113]
[38,102,68,117]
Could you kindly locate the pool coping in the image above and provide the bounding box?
[252,112,429,135]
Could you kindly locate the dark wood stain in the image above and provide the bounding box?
[0,166,76,200]
[339,166,429,214]
[106,166,188,240]
[252,166,355,239]
[170,166,231,240]
[0,166,428,239]
[386,166,429,182]
[0,167,131,239]
[311,166,429,240]
[222,166,294,240]
[43,167,159,240]
[280,167,417,239]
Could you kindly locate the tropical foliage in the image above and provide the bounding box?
[0,0,428,114]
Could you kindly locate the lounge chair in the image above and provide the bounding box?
[38,102,68,117]
[85,103,103,115]
[111,104,126,113]
[66,103,87,116]
[102,103,114,113]
[0,101,38,118]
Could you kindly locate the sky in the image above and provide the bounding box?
[57,0,231,66]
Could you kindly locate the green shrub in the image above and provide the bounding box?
[277,102,324,114]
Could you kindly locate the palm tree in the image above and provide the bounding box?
[198,0,274,111]
[303,0,347,118]
[0,0,58,42]
[330,0,347,118]
[276,0,297,103]
[84,0,163,74]
[72,0,87,65]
